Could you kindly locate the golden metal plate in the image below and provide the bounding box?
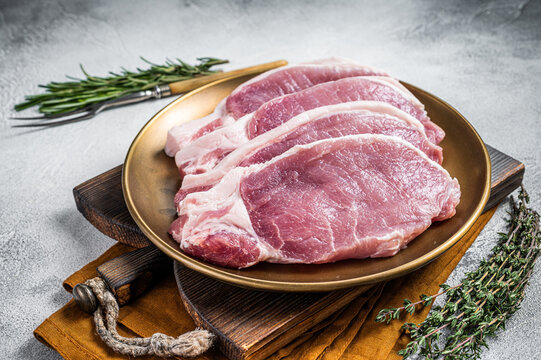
[123,74,491,292]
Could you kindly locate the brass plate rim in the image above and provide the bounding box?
[123,75,491,292]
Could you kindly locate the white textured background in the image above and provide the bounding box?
[0,0,540,358]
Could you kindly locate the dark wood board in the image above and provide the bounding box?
[175,265,371,360]
[73,144,524,360]
[73,165,150,248]
[484,145,525,210]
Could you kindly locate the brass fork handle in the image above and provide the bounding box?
[167,59,288,95]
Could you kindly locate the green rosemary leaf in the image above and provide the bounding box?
[14,57,228,115]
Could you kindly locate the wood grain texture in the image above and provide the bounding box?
[174,264,371,360]
[96,246,171,306]
[73,144,524,360]
[73,165,150,248]
[485,145,525,211]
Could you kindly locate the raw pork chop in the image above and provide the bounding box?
[175,76,444,175]
[174,101,443,207]
[171,134,460,268]
[164,60,388,156]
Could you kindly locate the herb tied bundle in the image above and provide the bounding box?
[14,57,228,116]
[376,186,540,359]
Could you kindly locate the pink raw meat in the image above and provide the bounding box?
[164,60,388,156]
[170,134,460,268]
[174,101,443,207]
[175,76,444,175]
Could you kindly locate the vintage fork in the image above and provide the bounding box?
[11,59,288,128]
[10,85,172,127]
[11,86,172,128]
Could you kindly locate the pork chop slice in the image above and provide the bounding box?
[174,101,443,207]
[175,76,444,175]
[164,60,388,156]
[171,134,460,268]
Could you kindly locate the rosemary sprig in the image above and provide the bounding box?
[376,186,540,359]
[14,57,228,115]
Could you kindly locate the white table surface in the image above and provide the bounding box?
[1,0,540,358]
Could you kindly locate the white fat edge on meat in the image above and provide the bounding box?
[252,133,460,221]
[355,221,432,259]
[164,97,231,157]
[362,102,443,159]
[179,165,278,263]
[175,101,440,215]
[172,83,372,173]
[343,209,409,259]
[361,76,426,112]
[174,113,253,172]
[227,58,388,98]
[179,164,315,265]
[165,62,394,157]
[225,60,359,96]
[165,64,305,158]
[179,101,431,192]
[365,77,446,145]
[169,71,399,161]
[242,75,423,130]
[226,62,330,95]
[179,105,342,190]
[274,134,454,181]
[180,134,458,264]
[301,57,391,77]
[248,134,456,259]
[225,64,297,96]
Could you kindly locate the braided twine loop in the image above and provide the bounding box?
[84,277,214,357]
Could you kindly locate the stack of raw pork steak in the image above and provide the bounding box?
[165,59,461,269]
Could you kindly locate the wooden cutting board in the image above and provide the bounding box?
[73,144,523,360]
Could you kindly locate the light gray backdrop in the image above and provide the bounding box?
[1,0,540,359]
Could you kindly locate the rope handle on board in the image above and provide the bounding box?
[73,277,214,357]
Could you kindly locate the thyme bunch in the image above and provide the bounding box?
[376,186,540,359]
[14,57,228,116]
